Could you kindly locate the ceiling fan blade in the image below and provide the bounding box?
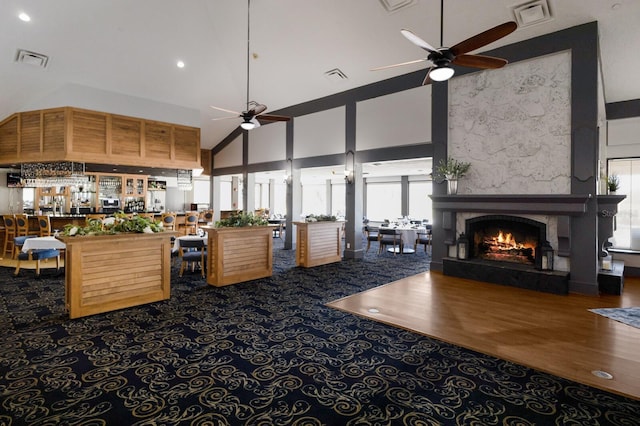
[453,54,508,69]
[258,114,291,122]
[371,58,428,71]
[450,21,517,56]
[211,116,240,121]
[422,66,433,86]
[400,29,439,53]
[210,105,241,115]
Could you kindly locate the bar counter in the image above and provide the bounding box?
[16,212,191,231]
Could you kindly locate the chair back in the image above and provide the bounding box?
[179,238,205,251]
[137,213,157,221]
[161,212,177,230]
[379,227,397,236]
[202,210,214,222]
[86,214,106,230]
[3,215,16,233]
[37,215,51,237]
[15,214,31,236]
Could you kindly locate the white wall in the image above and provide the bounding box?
[214,135,243,168]
[248,121,286,164]
[356,85,431,150]
[294,107,345,158]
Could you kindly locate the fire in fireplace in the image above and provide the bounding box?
[466,215,546,266]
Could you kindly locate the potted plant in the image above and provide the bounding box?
[202,211,273,286]
[607,175,620,194]
[436,156,471,194]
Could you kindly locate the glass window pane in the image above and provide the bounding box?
[273,182,286,217]
[302,183,326,216]
[220,181,232,211]
[193,180,210,204]
[331,183,345,218]
[609,159,640,249]
[366,182,401,221]
[409,181,432,222]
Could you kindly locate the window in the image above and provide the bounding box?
[609,158,640,249]
[366,182,401,221]
[331,183,345,218]
[408,180,432,222]
[193,179,210,204]
[302,183,326,216]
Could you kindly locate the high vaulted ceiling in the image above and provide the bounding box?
[2,0,639,150]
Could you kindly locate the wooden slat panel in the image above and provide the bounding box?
[72,111,107,154]
[20,111,41,155]
[294,222,342,267]
[0,115,18,156]
[174,127,199,162]
[42,110,66,155]
[111,116,141,157]
[145,123,172,160]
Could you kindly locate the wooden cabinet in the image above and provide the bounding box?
[123,175,147,212]
[93,173,148,212]
[294,221,343,268]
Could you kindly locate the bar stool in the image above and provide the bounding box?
[15,214,38,237]
[180,211,199,235]
[2,215,16,258]
[161,212,177,231]
[37,215,52,237]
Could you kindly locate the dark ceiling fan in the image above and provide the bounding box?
[211,0,290,130]
[372,0,517,84]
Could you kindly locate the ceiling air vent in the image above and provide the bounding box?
[15,49,49,68]
[378,0,417,13]
[324,68,348,83]
[512,0,553,28]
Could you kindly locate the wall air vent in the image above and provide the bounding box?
[324,68,348,82]
[512,0,553,28]
[378,0,417,13]
[15,49,49,68]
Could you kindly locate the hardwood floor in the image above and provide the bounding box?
[327,271,640,400]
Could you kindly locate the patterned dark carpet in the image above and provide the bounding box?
[1,239,639,425]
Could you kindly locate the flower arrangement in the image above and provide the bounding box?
[215,211,268,228]
[435,156,471,180]
[305,214,337,222]
[62,211,163,236]
[607,175,620,193]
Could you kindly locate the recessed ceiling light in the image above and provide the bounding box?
[176,60,185,68]
[18,12,31,22]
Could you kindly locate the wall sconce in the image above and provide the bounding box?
[345,150,355,184]
[536,240,555,271]
[456,232,469,260]
[284,158,293,184]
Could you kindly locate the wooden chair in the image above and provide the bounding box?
[14,248,61,277]
[180,211,200,235]
[178,239,207,277]
[161,212,177,231]
[202,210,214,223]
[414,226,432,253]
[378,227,399,255]
[364,225,379,253]
[2,215,16,258]
[15,214,37,237]
[85,214,107,230]
[37,215,52,237]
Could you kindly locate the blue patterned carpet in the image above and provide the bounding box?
[1,239,639,425]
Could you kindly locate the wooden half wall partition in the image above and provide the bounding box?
[0,107,201,170]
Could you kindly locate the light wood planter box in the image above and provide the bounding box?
[201,226,273,287]
[294,221,343,268]
[60,232,175,319]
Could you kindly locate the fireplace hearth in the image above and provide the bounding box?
[466,215,545,267]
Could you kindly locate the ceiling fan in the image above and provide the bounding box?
[372,0,517,85]
[210,0,290,130]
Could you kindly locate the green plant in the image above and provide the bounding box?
[607,175,620,192]
[435,156,471,180]
[62,211,162,236]
[305,214,337,222]
[215,211,268,228]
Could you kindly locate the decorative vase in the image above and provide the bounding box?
[447,179,458,195]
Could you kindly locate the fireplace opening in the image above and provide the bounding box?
[466,215,546,266]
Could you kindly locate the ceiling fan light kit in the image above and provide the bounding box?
[429,66,455,81]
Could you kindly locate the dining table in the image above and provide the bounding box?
[172,234,208,253]
[21,236,66,252]
[383,225,426,254]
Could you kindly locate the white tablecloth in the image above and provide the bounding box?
[21,236,66,252]
[172,235,207,253]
